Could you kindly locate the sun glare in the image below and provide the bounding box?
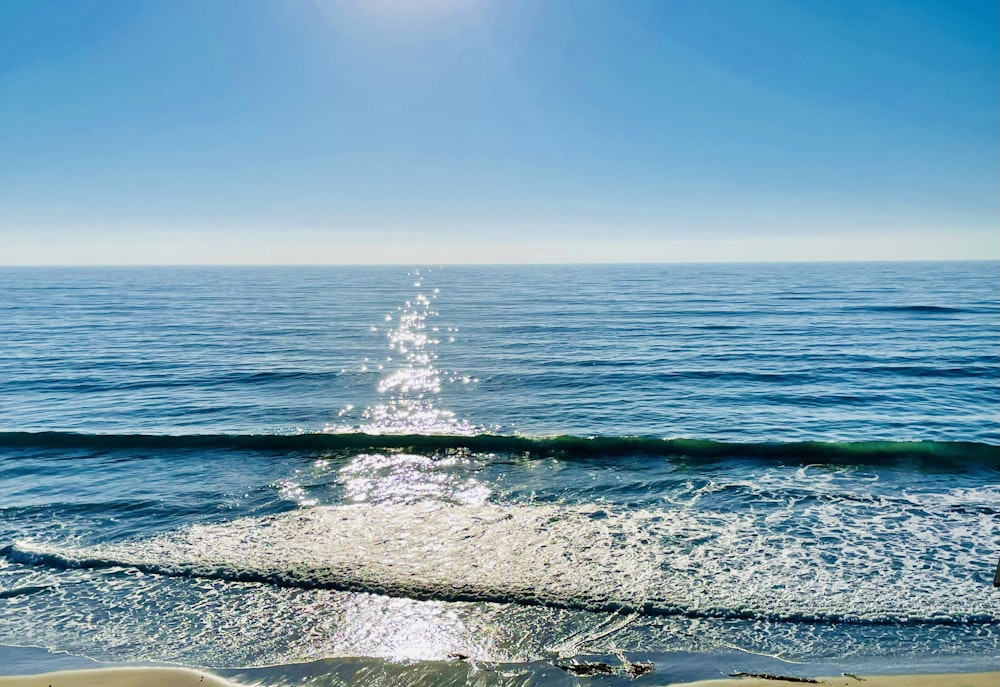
[357,0,478,21]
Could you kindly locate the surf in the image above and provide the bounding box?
[7,495,998,627]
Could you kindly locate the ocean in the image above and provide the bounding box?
[0,262,997,685]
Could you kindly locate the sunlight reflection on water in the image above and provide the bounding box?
[326,270,477,436]
[339,452,490,506]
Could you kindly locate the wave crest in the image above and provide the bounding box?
[0,431,995,467]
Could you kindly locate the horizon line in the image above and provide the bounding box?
[2,258,998,268]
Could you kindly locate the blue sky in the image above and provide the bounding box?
[1,0,997,264]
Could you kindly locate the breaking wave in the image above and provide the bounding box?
[7,497,999,627]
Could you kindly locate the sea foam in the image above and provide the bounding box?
[9,492,999,626]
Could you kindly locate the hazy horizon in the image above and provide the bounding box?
[4,258,998,268]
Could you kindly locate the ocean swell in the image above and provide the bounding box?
[0,431,995,467]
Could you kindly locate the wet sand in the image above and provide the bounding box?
[666,671,999,687]
[0,667,997,687]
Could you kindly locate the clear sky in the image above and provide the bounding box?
[1,0,997,264]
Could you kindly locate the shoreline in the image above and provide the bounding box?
[1,644,995,687]
[0,667,997,687]
[666,673,999,687]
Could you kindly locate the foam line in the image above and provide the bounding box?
[6,500,998,626]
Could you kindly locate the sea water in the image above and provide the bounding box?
[0,263,997,685]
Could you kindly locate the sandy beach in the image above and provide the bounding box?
[0,667,246,687]
[1,667,997,687]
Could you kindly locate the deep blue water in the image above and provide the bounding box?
[0,263,998,685]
